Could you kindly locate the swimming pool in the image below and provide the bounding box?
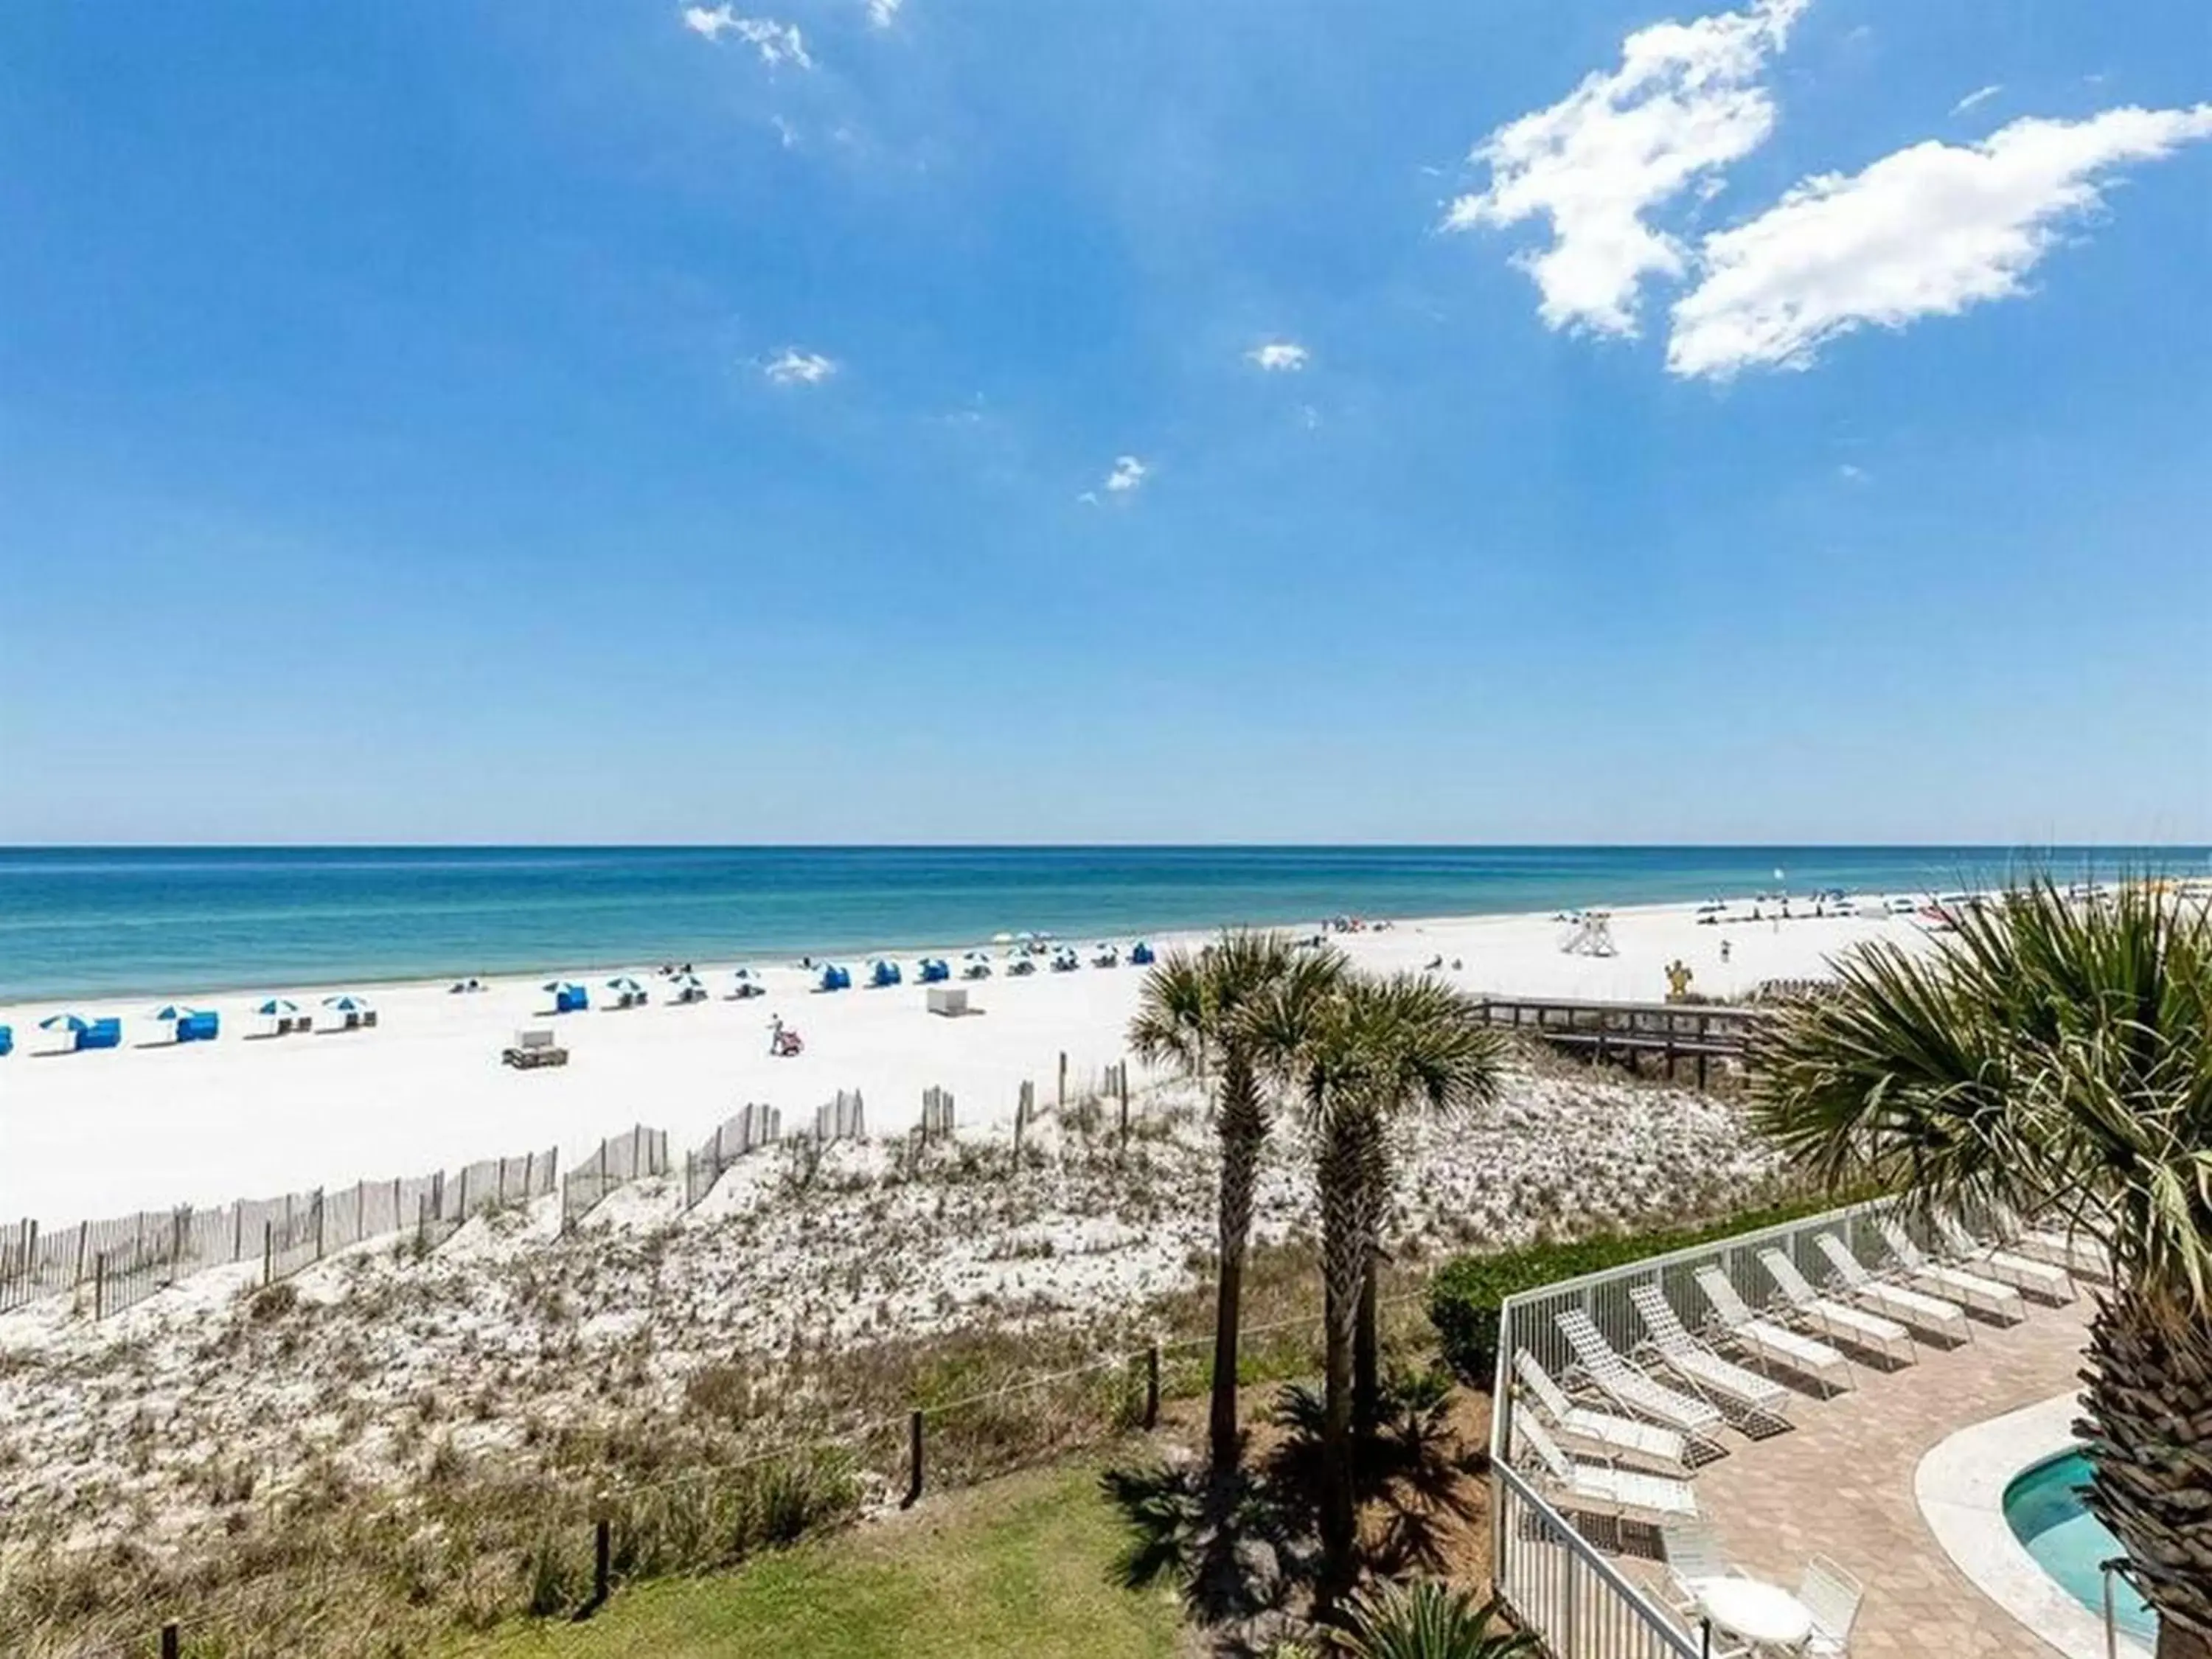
[2003,1452,2158,1645]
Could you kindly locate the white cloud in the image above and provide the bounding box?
[1246,341,1310,372]
[866,0,902,26]
[681,7,813,69]
[1837,462,1868,481]
[762,348,838,386]
[1443,0,1807,335]
[1952,84,2003,116]
[1104,455,1148,493]
[1666,104,2212,378]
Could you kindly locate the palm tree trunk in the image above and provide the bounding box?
[1353,1229,1381,1432]
[1317,1114,1370,1612]
[1208,1051,1265,1475]
[2077,1285,2212,1658]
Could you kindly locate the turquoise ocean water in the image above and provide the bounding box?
[1,846,2205,1003]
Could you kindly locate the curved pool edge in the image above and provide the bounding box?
[1914,1393,2154,1659]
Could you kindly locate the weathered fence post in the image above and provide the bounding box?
[903,1408,925,1508]
[1144,1344,1161,1430]
[92,1251,106,1321]
[1057,1051,1068,1110]
[1116,1065,1130,1147]
[161,1622,180,1659]
[594,1515,611,1606]
[314,1189,327,1262]
[262,1220,274,1286]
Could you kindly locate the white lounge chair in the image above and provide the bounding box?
[1513,1350,1688,1473]
[1693,1266,1852,1392]
[1934,1212,2073,1303]
[1876,1218,2025,1323]
[1814,1232,1972,1344]
[1992,1201,2110,1280]
[1627,1284,1793,1419]
[1759,1248,1916,1367]
[1554,1310,1725,1436]
[1516,1412,1698,1528]
[1800,1553,1863,1656]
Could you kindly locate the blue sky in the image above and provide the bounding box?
[2,0,2207,844]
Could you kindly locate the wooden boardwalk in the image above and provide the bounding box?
[1472,995,1761,1088]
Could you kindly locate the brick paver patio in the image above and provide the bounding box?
[1629,1290,2093,1656]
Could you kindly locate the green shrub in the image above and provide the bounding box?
[1426,1192,1857,1383]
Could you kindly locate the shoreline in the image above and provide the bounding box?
[0,888,1932,1225]
[4,891,1891,1020]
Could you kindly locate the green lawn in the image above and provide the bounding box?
[448,1459,1189,1659]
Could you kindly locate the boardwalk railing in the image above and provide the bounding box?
[1474,995,1761,1087]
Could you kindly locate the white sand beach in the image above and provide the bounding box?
[0,895,1934,1225]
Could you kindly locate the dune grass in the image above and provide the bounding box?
[446,1457,1188,1659]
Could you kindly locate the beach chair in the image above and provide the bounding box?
[1660,1520,1754,1647]
[1628,1284,1793,1419]
[1515,1412,1697,1530]
[1759,1249,1915,1368]
[1799,1554,1864,1656]
[1875,1219,2025,1323]
[1933,1212,2073,1303]
[1512,1351,1688,1472]
[1992,1201,2110,1281]
[1554,1310,1724,1436]
[1693,1267,1851,1392]
[1814,1233,1972,1344]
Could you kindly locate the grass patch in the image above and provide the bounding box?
[447,1458,1185,1659]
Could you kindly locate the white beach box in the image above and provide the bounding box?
[925,986,970,1018]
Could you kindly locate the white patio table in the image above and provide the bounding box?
[1697,1576,1815,1649]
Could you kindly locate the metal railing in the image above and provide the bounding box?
[1494,1462,1703,1658]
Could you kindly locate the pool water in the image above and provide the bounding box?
[2004,1452,2159,1644]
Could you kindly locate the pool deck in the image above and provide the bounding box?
[1646,1291,2097,1657]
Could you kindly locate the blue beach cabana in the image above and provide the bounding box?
[0,1025,10,1057]
[543,980,590,1014]
[869,959,902,989]
[41,1012,119,1051]
[818,964,852,992]
[1129,941,1155,966]
[153,1004,220,1043]
[916,958,950,984]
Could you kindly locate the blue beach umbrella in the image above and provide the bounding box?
[257,998,300,1016]
[605,975,643,992]
[150,1004,202,1022]
[323,994,371,1012]
[39,1013,89,1033]
[542,980,578,993]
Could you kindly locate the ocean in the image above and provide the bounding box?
[1,845,2203,1003]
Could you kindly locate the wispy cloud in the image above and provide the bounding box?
[762,348,838,386]
[1444,0,1807,336]
[1246,341,1310,372]
[1666,105,2212,378]
[1104,455,1148,493]
[1837,462,1869,482]
[866,0,902,27]
[681,6,813,69]
[1952,84,2003,116]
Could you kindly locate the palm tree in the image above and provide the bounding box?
[1336,1579,1538,1658]
[1751,879,2212,1659]
[1243,969,1500,1606]
[1341,975,1504,1429]
[1130,931,1343,1475]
